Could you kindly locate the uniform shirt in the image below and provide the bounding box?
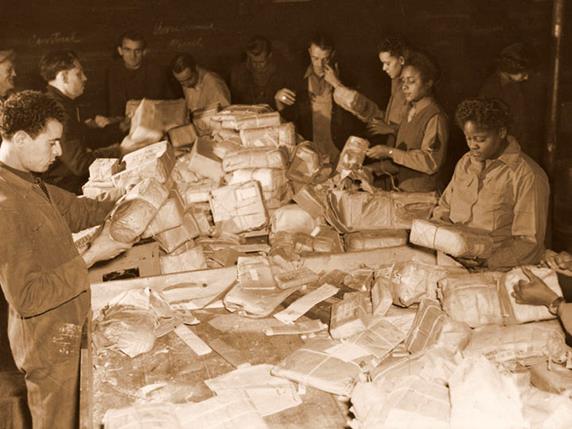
[384,78,407,127]
[432,137,549,268]
[106,61,171,117]
[391,96,448,192]
[0,164,113,318]
[183,67,231,113]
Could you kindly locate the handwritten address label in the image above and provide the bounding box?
[30,32,82,46]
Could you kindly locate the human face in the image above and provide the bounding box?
[506,71,529,83]
[118,38,145,70]
[462,120,507,161]
[247,50,270,72]
[308,44,333,78]
[0,59,16,97]
[18,119,63,173]
[62,61,87,99]
[401,65,432,103]
[378,51,403,80]
[173,67,199,89]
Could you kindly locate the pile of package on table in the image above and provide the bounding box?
[80,99,572,429]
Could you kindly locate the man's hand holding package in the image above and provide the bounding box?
[82,221,133,268]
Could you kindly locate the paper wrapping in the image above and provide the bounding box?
[160,243,207,274]
[154,224,193,254]
[224,168,290,207]
[183,137,224,182]
[286,142,321,184]
[222,147,288,172]
[126,98,187,147]
[271,338,364,397]
[72,225,101,254]
[438,272,507,328]
[211,139,242,160]
[344,230,408,251]
[410,219,494,258]
[210,181,268,233]
[109,178,170,243]
[347,316,409,361]
[326,190,438,233]
[171,152,204,185]
[222,111,281,130]
[270,203,320,235]
[405,298,472,354]
[88,158,121,182]
[142,191,185,238]
[180,179,220,206]
[239,122,296,151]
[333,85,384,124]
[192,105,221,136]
[211,104,272,122]
[167,122,198,148]
[376,261,465,307]
[336,136,369,172]
[292,184,328,219]
[329,292,371,339]
[82,181,123,202]
[463,320,566,367]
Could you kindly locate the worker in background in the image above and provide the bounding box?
[40,50,127,194]
[432,97,549,269]
[0,49,16,100]
[170,52,231,114]
[0,90,132,429]
[479,42,542,164]
[365,51,448,192]
[230,35,289,106]
[274,33,363,164]
[513,250,572,343]
[106,31,172,121]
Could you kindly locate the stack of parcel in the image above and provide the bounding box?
[82,99,572,429]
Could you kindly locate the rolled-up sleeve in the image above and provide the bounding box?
[391,114,448,175]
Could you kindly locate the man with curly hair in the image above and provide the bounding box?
[432,97,549,269]
[0,90,132,428]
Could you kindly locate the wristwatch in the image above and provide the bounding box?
[548,296,565,316]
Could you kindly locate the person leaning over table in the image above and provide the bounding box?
[512,251,572,343]
[0,90,133,429]
[365,51,448,192]
[432,97,549,269]
[40,50,130,195]
[274,32,363,164]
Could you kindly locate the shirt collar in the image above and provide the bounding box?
[0,161,37,184]
[409,96,433,112]
[494,135,522,168]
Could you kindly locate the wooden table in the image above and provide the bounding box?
[81,246,435,428]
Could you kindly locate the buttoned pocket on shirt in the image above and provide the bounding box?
[449,177,478,224]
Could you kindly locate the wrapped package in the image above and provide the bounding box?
[371,274,393,316]
[222,147,288,172]
[463,320,567,367]
[271,338,365,397]
[112,141,176,190]
[192,105,220,136]
[167,122,198,148]
[88,158,121,182]
[154,225,192,254]
[333,85,384,124]
[286,142,321,184]
[210,181,268,233]
[188,203,215,237]
[160,243,207,274]
[211,139,241,160]
[344,230,408,251]
[212,104,272,120]
[180,179,220,206]
[405,298,472,354]
[225,168,290,207]
[126,99,187,147]
[171,153,203,185]
[326,190,437,232]
[329,292,372,339]
[347,316,409,361]
[336,136,369,172]
[377,261,465,307]
[183,137,224,182]
[410,219,494,258]
[350,375,451,429]
[73,225,101,254]
[109,178,170,243]
[239,122,296,150]
[503,266,562,323]
[292,184,328,219]
[270,204,320,235]
[142,191,185,238]
[82,181,123,202]
[449,356,528,429]
[223,111,281,130]
[438,272,506,328]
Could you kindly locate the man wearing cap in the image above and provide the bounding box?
[0,50,16,100]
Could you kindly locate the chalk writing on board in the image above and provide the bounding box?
[168,37,205,50]
[153,22,215,36]
[30,32,82,46]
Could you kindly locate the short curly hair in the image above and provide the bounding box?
[377,36,411,60]
[0,90,65,139]
[455,98,512,131]
[403,51,440,84]
[39,50,79,82]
